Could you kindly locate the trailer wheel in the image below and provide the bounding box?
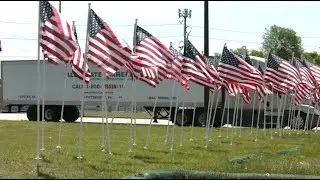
[63,106,80,123]
[44,106,60,122]
[174,109,190,126]
[27,105,37,121]
[195,110,207,127]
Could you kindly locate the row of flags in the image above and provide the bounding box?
[39,1,320,107]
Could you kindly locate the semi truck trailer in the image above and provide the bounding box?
[1,57,319,129]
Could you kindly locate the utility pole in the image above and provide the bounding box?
[204,1,210,121]
[178,8,192,55]
[59,1,61,12]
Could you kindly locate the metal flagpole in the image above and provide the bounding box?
[110,75,129,128]
[304,98,313,134]
[238,98,244,137]
[170,84,181,156]
[77,2,91,160]
[56,64,69,152]
[276,94,285,133]
[316,105,320,132]
[255,99,262,141]
[40,48,46,154]
[205,90,215,142]
[179,101,185,147]
[250,92,257,134]
[270,87,274,140]
[164,80,177,143]
[226,93,231,138]
[218,93,228,138]
[208,90,221,141]
[189,102,197,141]
[133,100,137,146]
[204,90,213,139]
[56,2,67,153]
[286,94,294,133]
[128,78,135,156]
[263,94,268,136]
[279,93,288,136]
[100,77,106,151]
[204,90,216,148]
[143,89,158,150]
[234,94,241,136]
[230,95,239,146]
[309,103,317,132]
[36,1,42,174]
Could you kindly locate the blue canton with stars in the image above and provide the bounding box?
[40,1,54,23]
[301,58,313,69]
[169,45,182,58]
[266,53,283,70]
[220,46,240,67]
[244,52,253,66]
[136,26,152,46]
[88,9,105,38]
[184,40,202,61]
[292,57,304,69]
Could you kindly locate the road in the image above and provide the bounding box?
[0,113,174,126]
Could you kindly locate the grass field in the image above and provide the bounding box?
[0,120,320,179]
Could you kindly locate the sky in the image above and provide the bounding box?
[1,1,320,61]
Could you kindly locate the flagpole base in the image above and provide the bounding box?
[189,138,193,141]
[56,146,61,153]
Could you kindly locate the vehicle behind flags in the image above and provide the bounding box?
[86,9,132,77]
[71,22,91,84]
[39,1,78,65]
[264,53,300,94]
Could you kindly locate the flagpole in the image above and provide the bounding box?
[218,93,228,138]
[179,101,185,147]
[250,92,257,134]
[40,43,46,154]
[230,95,239,146]
[143,88,158,150]
[189,102,197,141]
[77,2,91,160]
[270,87,274,140]
[164,80,176,143]
[208,90,221,141]
[36,1,42,174]
[238,98,244,137]
[170,84,181,156]
[255,99,262,141]
[205,90,215,148]
[55,0,66,153]
[100,75,106,152]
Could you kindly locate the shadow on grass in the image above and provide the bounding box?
[42,156,52,164]
[38,172,56,179]
[133,155,158,163]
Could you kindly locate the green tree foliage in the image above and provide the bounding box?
[262,25,303,60]
[303,51,320,64]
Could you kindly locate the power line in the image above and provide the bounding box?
[1,20,320,39]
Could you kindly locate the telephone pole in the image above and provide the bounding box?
[178,8,192,54]
[204,1,210,121]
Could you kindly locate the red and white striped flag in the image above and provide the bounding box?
[133,25,175,82]
[86,9,132,77]
[303,59,320,103]
[71,23,91,84]
[264,53,300,94]
[39,1,78,65]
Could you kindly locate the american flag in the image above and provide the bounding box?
[133,25,175,81]
[292,57,316,104]
[181,40,220,90]
[39,1,77,65]
[87,9,132,77]
[184,40,217,84]
[242,53,272,100]
[125,56,160,88]
[264,53,300,94]
[70,23,91,84]
[168,44,191,89]
[303,59,320,103]
[218,46,264,94]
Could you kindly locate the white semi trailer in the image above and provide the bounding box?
[0,57,319,129]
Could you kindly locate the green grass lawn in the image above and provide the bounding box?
[0,120,320,179]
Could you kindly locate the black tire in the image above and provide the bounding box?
[63,106,80,123]
[195,109,207,127]
[174,109,190,126]
[44,106,60,122]
[27,105,37,121]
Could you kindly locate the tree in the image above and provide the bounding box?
[233,46,248,56]
[250,49,265,58]
[262,25,303,60]
[303,51,320,64]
